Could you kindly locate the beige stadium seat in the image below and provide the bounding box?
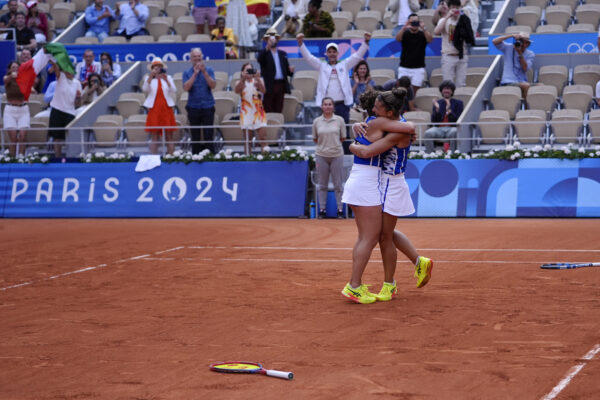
[177,92,188,115]
[29,116,49,147]
[491,86,522,119]
[354,10,381,32]
[72,0,87,12]
[428,68,444,89]
[213,91,239,122]
[513,6,542,30]
[130,35,155,43]
[103,36,127,44]
[526,85,558,112]
[290,89,304,103]
[341,29,367,39]
[173,114,188,142]
[148,16,173,40]
[554,0,579,11]
[50,3,75,29]
[331,11,353,37]
[341,0,366,18]
[291,71,318,102]
[186,33,212,42]
[413,88,441,112]
[144,0,165,9]
[219,114,245,144]
[551,109,583,143]
[116,92,145,119]
[403,111,431,142]
[371,29,393,38]
[575,4,600,26]
[368,0,388,13]
[93,115,123,147]
[567,23,596,33]
[524,0,548,8]
[27,100,44,117]
[417,9,436,33]
[454,86,476,106]
[562,84,594,113]
[124,114,150,146]
[478,110,510,144]
[173,72,183,100]
[36,2,50,13]
[544,5,572,30]
[75,36,99,44]
[370,68,395,86]
[504,25,533,35]
[165,0,189,20]
[175,16,196,40]
[537,65,568,95]
[144,1,163,19]
[214,71,229,92]
[264,113,285,147]
[535,24,564,33]
[466,67,488,88]
[572,64,600,87]
[282,93,301,123]
[321,0,337,12]
[514,109,547,144]
[230,71,241,91]
[158,34,182,42]
[349,107,365,124]
[586,109,600,143]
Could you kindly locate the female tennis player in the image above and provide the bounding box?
[341,88,421,304]
[346,88,433,304]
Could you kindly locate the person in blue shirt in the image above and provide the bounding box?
[84,0,115,43]
[114,0,149,40]
[492,32,535,98]
[183,48,217,154]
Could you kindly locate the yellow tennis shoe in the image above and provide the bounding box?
[374,281,397,301]
[341,283,376,304]
[414,257,433,288]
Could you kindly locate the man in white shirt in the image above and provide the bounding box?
[75,49,101,88]
[49,61,82,158]
[296,31,371,125]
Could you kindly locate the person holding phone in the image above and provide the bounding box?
[234,63,267,152]
[80,73,106,106]
[143,58,177,155]
[351,60,375,106]
[396,13,432,93]
[99,52,121,87]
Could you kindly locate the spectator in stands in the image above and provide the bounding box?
[85,0,116,43]
[431,0,448,26]
[183,47,217,154]
[461,0,479,36]
[18,48,31,64]
[313,97,346,218]
[3,60,29,156]
[383,75,415,113]
[283,0,307,38]
[114,0,149,40]
[396,13,432,94]
[434,0,474,87]
[6,12,37,52]
[0,0,19,29]
[297,31,371,124]
[492,32,534,98]
[424,80,463,153]
[211,16,238,59]
[351,60,375,106]
[234,62,268,152]
[75,49,101,88]
[226,0,253,55]
[143,57,177,155]
[80,73,105,106]
[257,28,295,113]
[301,0,334,38]
[25,1,48,43]
[192,0,217,34]
[388,0,420,38]
[18,48,43,94]
[99,52,121,87]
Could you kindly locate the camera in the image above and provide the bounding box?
[160,68,167,73]
[246,68,256,75]
[410,20,420,27]
[514,39,523,47]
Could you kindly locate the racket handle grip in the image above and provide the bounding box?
[266,369,294,380]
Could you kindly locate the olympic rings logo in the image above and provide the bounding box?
[566,42,598,53]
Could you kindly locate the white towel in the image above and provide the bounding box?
[135,155,161,172]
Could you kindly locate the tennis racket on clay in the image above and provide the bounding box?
[209,362,294,380]
[540,262,600,270]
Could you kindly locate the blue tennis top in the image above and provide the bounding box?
[353,135,381,167]
[381,115,410,176]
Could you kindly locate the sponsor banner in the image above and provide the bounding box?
[0,40,17,84]
[0,161,308,217]
[63,42,226,64]
[277,37,442,59]
[488,33,598,55]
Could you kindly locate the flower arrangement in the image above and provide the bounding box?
[410,143,600,160]
[161,146,313,165]
[79,152,134,163]
[0,150,49,164]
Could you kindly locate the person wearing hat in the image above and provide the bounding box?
[143,58,177,155]
[257,28,295,113]
[492,32,534,98]
[296,31,371,125]
[25,0,48,43]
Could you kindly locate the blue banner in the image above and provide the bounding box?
[277,37,442,59]
[63,42,226,64]
[0,161,309,217]
[0,40,17,85]
[488,33,598,55]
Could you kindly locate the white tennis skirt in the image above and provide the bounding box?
[380,173,415,217]
[342,164,382,207]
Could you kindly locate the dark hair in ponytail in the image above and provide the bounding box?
[359,89,380,117]
[377,88,407,117]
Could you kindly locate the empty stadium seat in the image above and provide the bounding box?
[28,116,49,148]
[554,0,579,11]
[535,24,564,33]
[544,5,572,30]
[214,71,229,92]
[567,23,596,33]
[186,33,212,42]
[368,0,388,13]
[50,3,75,29]
[144,1,163,19]
[586,109,600,143]
[537,65,568,95]
[572,64,600,87]
[331,11,353,37]
[175,16,196,40]
[165,0,189,20]
[291,71,318,102]
[513,6,542,30]
[124,114,150,147]
[514,109,547,144]
[524,0,548,9]
[561,84,593,113]
[93,115,123,148]
[478,110,511,144]
[413,88,441,112]
[321,0,337,12]
[282,93,302,123]
[466,67,488,88]
[370,68,395,86]
[173,72,183,100]
[75,36,99,44]
[116,92,145,119]
[370,29,393,38]
[526,85,558,112]
[403,111,431,142]
[491,86,522,119]
[130,35,155,43]
[428,68,444,89]
[341,29,368,38]
[575,4,600,26]
[417,9,436,33]
[504,25,533,35]
[103,36,127,44]
[550,109,583,144]
[341,0,366,18]
[265,112,286,147]
[148,16,173,40]
[354,10,381,32]
[454,86,476,106]
[213,91,239,122]
[158,34,182,42]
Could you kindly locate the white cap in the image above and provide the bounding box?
[325,42,338,51]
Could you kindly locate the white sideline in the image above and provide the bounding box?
[540,344,600,400]
[189,246,600,252]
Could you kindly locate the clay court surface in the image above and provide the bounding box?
[1,218,599,399]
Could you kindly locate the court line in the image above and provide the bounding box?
[540,344,600,400]
[188,245,600,252]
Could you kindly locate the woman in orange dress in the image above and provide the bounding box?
[143,57,177,155]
